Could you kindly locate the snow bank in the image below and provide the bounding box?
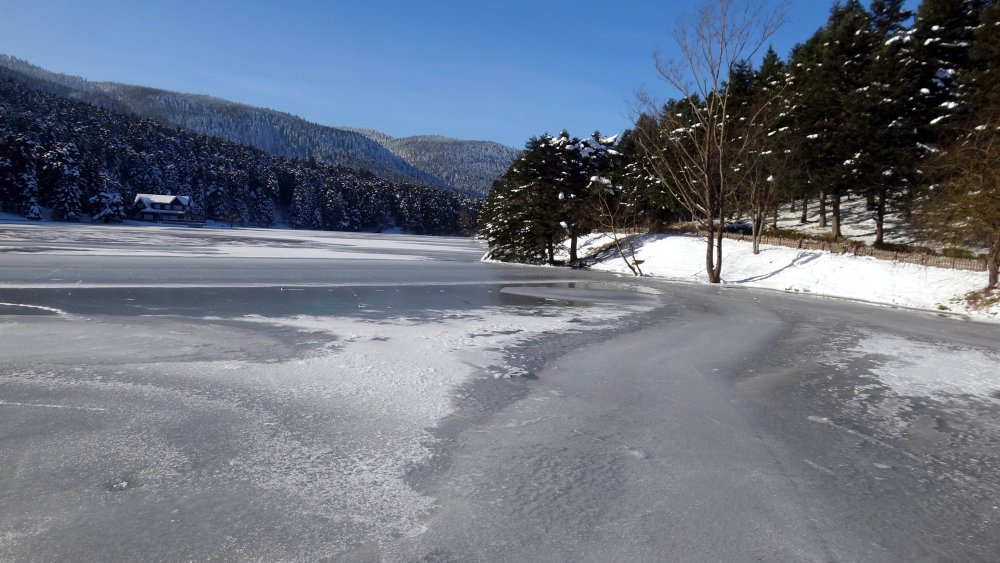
[564,233,998,321]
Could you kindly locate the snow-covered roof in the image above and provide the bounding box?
[134,194,191,207]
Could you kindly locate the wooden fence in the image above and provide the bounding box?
[718,232,987,272]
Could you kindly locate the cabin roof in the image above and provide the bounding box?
[134,194,191,207]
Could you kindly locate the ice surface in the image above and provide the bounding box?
[178,305,647,541]
[0,222,483,261]
[0,297,651,554]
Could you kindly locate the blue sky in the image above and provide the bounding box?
[1,1,919,147]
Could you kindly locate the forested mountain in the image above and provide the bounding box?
[0,55,517,194]
[0,77,479,235]
[345,129,520,195]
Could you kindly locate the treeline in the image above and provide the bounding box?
[483,0,1000,288]
[480,130,671,269]
[0,78,479,235]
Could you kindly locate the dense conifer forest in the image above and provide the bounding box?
[0,78,479,235]
[0,55,519,195]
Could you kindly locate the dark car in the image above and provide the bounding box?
[723,219,753,235]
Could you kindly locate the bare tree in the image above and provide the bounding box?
[589,176,645,276]
[921,122,1000,290]
[740,132,782,254]
[636,0,785,282]
[740,52,792,254]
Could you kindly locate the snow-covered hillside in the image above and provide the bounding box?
[0,54,517,194]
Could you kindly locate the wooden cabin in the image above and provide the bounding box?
[133,194,192,223]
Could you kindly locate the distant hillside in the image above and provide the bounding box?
[0,75,480,235]
[346,130,520,196]
[0,55,518,194]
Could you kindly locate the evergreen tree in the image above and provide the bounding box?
[856,0,920,245]
[555,131,618,265]
[921,1,1000,288]
[612,119,676,231]
[825,0,876,239]
[0,132,42,219]
[41,142,83,221]
[742,47,792,249]
[88,173,126,223]
[785,1,874,239]
[481,135,562,264]
[913,0,985,134]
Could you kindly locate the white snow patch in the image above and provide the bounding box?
[848,334,1000,399]
[0,302,70,316]
[562,233,997,321]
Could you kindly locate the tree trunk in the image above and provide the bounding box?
[830,192,842,241]
[705,230,718,283]
[989,233,999,290]
[818,191,827,228]
[546,241,555,265]
[569,233,578,266]
[800,196,808,224]
[710,228,723,283]
[790,197,797,214]
[874,187,886,247]
[752,213,764,255]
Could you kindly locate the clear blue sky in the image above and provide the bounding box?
[1,0,919,147]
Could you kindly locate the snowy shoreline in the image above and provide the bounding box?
[559,233,1000,323]
[2,216,996,321]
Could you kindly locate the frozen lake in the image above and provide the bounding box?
[1,224,999,561]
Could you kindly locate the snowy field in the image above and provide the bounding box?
[561,232,999,322]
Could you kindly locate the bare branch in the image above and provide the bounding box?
[638,0,786,282]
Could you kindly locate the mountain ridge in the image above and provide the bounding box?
[0,54,518,195]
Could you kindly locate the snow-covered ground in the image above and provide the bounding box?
[560,232,999,322]
[774,195,921,246]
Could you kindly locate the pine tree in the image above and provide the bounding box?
[785,1,874,239]
[554,131,617,265]
[0,133,42,219]
[783,37,825,225]
[921,1,1000,289]
[826,0,876,239]
[913,0,986,135]
[88,173,126,223]
[481,135,562,264]
[41,142,83,221]
[856,0,920,245]
[612,119,676,231]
